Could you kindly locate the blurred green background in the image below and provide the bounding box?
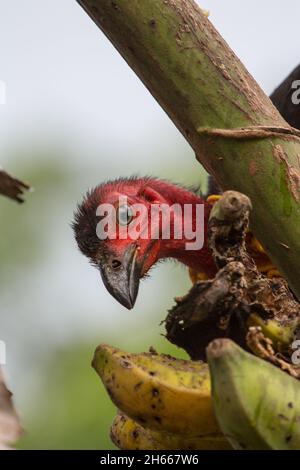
[0,0,299,450]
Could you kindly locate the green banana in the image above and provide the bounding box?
[207,338,300,450]
[92,344,220,437]
[111,412,231,450]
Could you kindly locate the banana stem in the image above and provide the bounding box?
[166,191,300,363]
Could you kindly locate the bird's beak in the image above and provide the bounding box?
[99,244,143,310]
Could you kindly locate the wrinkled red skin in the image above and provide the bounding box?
[92,178,216,278]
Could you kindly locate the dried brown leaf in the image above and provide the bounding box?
[0,169,30,203]
[0,367,22,449]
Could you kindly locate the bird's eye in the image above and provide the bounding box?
[116,204,134,226]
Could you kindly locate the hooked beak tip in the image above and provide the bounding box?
[99,245,142,310]
[116,290,136,310]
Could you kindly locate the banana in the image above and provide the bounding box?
[92,344,219,437]
[207,338,300,450]
[111,412,231,450]
[247,313,296,353]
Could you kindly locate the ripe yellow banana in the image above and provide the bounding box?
[207,338,300,450]
[111,412,231,450]
[92,344,219,437]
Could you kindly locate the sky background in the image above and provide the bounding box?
[0,0,299,449]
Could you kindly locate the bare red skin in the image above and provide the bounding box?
[87,177,217,278]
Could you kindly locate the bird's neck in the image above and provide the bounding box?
[149,183,216,277]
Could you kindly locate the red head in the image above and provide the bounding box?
[73,177,215,309]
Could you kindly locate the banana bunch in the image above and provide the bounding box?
[207,339,300,450]
[93,340,300,449]
[92,344,231,450]
[110,412,231,450]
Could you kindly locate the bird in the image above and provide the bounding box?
[72,66,300,311]
[73,176,274,309]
